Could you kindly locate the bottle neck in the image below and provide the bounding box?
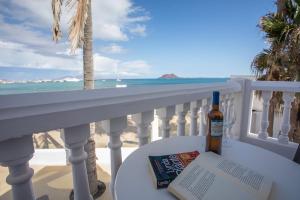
[212,104,219,111]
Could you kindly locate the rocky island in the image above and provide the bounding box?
[159,73,179,79]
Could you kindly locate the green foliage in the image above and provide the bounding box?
[252,0,300,82]
[260,14,287,42]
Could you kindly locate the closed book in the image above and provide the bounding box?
[148,151,200,189]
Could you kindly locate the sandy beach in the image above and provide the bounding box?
[32,115,195,149]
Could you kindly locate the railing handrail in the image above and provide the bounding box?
[0,82,232,109]
[0,81,241,142]
[251,80,300,92]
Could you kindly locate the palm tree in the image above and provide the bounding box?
[252,0,300,140]
[52,0,105,198]
[259,0,300,80]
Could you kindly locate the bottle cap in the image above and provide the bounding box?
[212,91,220,105]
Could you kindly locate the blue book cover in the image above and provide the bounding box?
[148,151,200,189]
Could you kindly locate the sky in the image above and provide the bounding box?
[0,0,276,80]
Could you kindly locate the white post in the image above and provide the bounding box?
[199,98,211,136]
[60,129,70,165]
[63,125,93,200]
[101,116,127,196]
[157,106,175,138]
[222,94,230,136]
[176,103,190,136]
[132,110,154,146]
[0,135,35,200]
[227,94,235,138]
[258,91,272,140]
[151,111,160,141]
[235,79,253,141]
[278,92,295,144]
[190,100,202,136]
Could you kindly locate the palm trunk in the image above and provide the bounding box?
[296,68,300,82]
[277,0,286,15]
[83,0,94,90]
[82,0,99,196]
[267,96,276,137]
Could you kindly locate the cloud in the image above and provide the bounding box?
[0,0,151,78]
[0,41,81,70]
[119,60,151,76]
[100,44,126,54]
[2,0,150,41]
[93,54,151,77]
[0,40,151,77]
[91,0,150,41]
[129,24,147,36]
[0,40,26,50]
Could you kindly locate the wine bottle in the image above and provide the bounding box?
[206,91,223,155]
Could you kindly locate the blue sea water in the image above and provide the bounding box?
[0,78,228,95]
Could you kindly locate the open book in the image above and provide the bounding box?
[168,152,272,200]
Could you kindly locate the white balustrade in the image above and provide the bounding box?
[258,91,272,139]
[1,79,299,199]
[63,124,93,200]
[176,103,190,136]
[199,98,211,136]
[239,80,299,159]
[190,100,202,136]
[0,135,35,200]
[132,110,154,146]
[101,116,127,196]
[278,92,295,144]
[157,106,175,138]
[0,80,248,198]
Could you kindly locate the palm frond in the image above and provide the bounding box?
[67,0,89,54]
[285,0,296,19]
[294,3,300,23]
[52,0,63,42]
[260,13,287,43]
[251,49,272,78]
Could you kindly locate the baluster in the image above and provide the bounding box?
[157,106,175,138]
[278,92,295,144]
[220,95,225,113]
[190,100,202,136]
[258,91,272,139]
[176,103,190,136]
[223,95,230,136]
[227,94,235,137]
[0,135,35,200]
[101,116,127,196]
[63,125,93,200]
[132,110,154,146]
[199,98,211,136]
[151,111,160,141]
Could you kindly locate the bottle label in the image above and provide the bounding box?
[211,120,223,136]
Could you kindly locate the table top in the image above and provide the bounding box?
[115,136,300,200]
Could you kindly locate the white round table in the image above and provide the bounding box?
[115,136,300,200]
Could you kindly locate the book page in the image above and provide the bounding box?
[168,152,272,200]
[198,152,272,200]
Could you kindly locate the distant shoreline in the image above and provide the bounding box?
[0,77,230,84]
[0,77,229,95]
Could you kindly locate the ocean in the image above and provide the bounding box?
[0,78,228,95]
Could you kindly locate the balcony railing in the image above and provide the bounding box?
[239,80,300,159]
[0,79,299,200]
